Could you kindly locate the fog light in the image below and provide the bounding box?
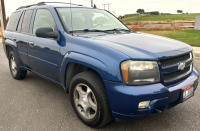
[138,101,150,109]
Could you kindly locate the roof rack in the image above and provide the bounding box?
[38,2,83,6]
[16,2,83,10]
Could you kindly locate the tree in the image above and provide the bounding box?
[177,10,183,14]
[136,9,145,14]
[6,16,9,23]
[154,11,160,15]
[118,15,123,19]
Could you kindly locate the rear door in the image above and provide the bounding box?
[3,11,21,55]
[12,9,34,66]
[4,11,21,40]
[28,9,61,82]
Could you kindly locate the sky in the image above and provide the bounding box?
[3,0,200,17]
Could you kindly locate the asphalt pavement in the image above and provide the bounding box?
[0,44,200,131]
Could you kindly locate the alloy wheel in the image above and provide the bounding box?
[73,83,97,119]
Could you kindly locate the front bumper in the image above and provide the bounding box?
[104,66,199,120]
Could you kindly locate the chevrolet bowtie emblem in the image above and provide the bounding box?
[178,63,186,71]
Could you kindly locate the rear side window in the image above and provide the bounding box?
[16,11,25,32]
[32,9,56,35]
[21,10,33,33]
[6,12,20,31]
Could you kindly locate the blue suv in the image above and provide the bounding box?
[3,2,199,127]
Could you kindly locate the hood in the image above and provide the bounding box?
[76,32,192,60]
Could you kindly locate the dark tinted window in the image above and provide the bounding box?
[16,11,25,32]
[21,10,33,33]
[6,12,20,31]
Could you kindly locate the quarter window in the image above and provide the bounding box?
[32,9,56,35]
[6,12,20,31]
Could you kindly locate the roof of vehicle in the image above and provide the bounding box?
[16,2,93,11]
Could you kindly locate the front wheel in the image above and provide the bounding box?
[69,71,112,127]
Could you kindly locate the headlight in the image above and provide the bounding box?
[121,60,160,85]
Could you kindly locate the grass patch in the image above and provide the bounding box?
[140,30,200,46]
[121,13,200,22]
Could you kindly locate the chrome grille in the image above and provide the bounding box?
[163,66,192,83]
[160,53,190,68]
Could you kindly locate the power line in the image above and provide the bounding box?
[110,11,115,16]
[83,0,90,2]
[95,0,102,6]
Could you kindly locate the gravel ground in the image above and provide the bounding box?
[0,44,199,131]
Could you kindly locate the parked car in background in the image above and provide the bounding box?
[3,2,199,127]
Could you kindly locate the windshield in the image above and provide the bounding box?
[56,8,129,32]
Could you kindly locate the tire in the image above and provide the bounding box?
[8,51,27,80]
[69,71,113,127]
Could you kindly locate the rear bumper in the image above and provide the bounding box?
[104,66,199,120]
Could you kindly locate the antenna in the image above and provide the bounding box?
[70,0,74,35]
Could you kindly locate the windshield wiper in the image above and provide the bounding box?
[70,29,106,33]
[105,28,131,32]
[70,28,131,33]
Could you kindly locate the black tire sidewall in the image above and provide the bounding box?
[9,51,20,78]
[70,76,104,127]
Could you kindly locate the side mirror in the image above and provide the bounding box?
[35,27,58,39]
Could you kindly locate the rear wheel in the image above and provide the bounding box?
[9,51,27,79]
[69,71,112,127]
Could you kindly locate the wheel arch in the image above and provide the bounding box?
[5,45,14,58]
[60,52,112,93]
[65,62,102,93]
[4,39,24,67]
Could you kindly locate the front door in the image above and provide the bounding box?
[28,9,61,82]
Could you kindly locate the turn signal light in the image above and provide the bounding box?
[121,63,129,83]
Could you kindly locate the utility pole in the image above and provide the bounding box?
[102,4,106,10]
[102,3,111,11]
[107,3,111,11]
[91,0,93,7]
[0,0,6,33]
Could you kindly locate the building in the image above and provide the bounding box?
[145,11,160,15]
[195,15,200,30]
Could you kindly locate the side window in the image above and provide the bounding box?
[16,11,25,32]
[6,12,20,31]
[21,10,33,33]
[33,9,56,35]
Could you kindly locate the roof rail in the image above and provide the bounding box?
[16,2,82,10]
[38,2,83,6]
[16,2,45,10]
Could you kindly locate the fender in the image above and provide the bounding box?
[59,51,121,89]
[4,38,24,67]
[4,38,17,57]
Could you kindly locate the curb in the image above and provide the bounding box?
[192,46,200,57]
[195,53,200,57]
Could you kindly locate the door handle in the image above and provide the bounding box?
[29,42,34,47]
[13,37,17,41]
